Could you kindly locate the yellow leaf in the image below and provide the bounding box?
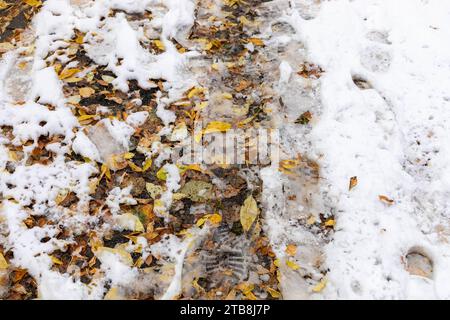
[123,152,134,160]
[211,63,219,71]
[280,159,300,170]
[349,176,358,191]
[203,121,232,135]
[0,252,8,269]
[306,216,316,225]
[8,150,18,162]
[59,68,81,80]
[312,278,327,293]
[75,34,84,44]
[266,287,281,298]
[51,256,63,265]
[240,195,259,232]
[104,287,120,300]
[286,260,300,270]
[187,87,205,99]
[324,219,336,227]
[273,259,280,267]
[222,92,233,100]
[153,40,165,51]
[196,213,222,227]
[142,158,152,172]
[237,282,254,294]
[248,38,264,46]
[244,291,257,300]
[0,1,10,10]
[77,114,96,121]
[79,87,95,98]
[24,0,42,7]
[18,61,28,70]
[128,161,143,172]
[285,244,297,257]
[156,167,167,181]
[101,164,111,180]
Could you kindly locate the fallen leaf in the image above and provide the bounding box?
[146,183,163,200]
[324,219,336,227]
[203,121,232,135]
[51,256,63,265]
[349,176,358,191]
[295,111,312,125]
[153,40,165,51]
[248,38,264,46]
[266,287,281,298]
[196,213,222,227]
[128,161,143,172]
[142,158,152,172]
[187,87,205,99]
[24,0,42,7]
[312,278,327,293]
[0,252,8,269]
[0,1,9,10]
[79,87,95,98]
[285,244,297,256]
[0,42,14,53]
[179,180,213,202]
[379,195,394,205]
[286,259,300,270]
[240,195,259,232]
[59,68,81,80]
[306,216,316,225]
[156,167,167,181]
[75,34,84,44]
[104,287,120,300]
[235,80,251,92]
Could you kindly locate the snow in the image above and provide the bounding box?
[72,130,101,162]
[126,111,149,128]
[269,0,450,299]
[1,0,450,300]
[32,67,65,105]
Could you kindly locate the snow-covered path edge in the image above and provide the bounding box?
[264,0,450,299]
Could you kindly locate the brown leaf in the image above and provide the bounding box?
[379,195,394,205]
[349,176,358,191]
